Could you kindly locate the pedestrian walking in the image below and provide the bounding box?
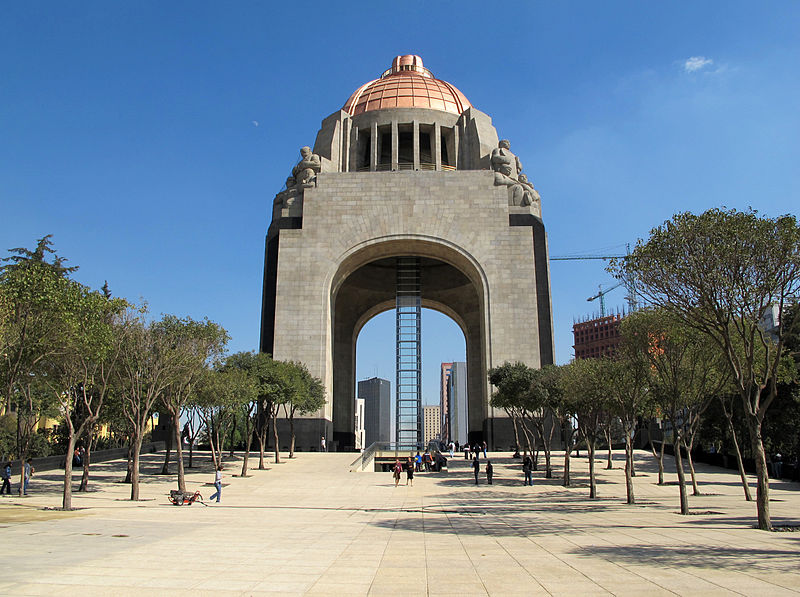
[482,441,488,459]
[405,457,415,486]
[23,459,34,495]
[472,456,480,485]
[448,441,455,459]
[320,435,327,452]
[415,452,422,472]
[522,452,533,486]
[486,460,493,485]
[392,459,402,487]
[463,443,470,460]
[209,466,223,503]
[774,453,783,479]
[0,462,11,495]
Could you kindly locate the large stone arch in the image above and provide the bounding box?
[327,236,490,449]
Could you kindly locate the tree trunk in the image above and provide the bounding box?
[727,414,753,501]
[78,432,94,492]
[510,413,521,452]
[129,434,145,501]
[160,425,172,475]
[229,415,236,458]
[240,418,253,477]
[747,417,772,530]
[207,420,218,469]
[657,440,665,485]
[674,434,689,515]
[62,434,77,510]
[536,421,553,478]
[271,407,281,463]
[188,435,194,468]
[605,428,613,469]
[124,442,133,483]
[624,433,635,504]
[257,410,268,469]
[588,439,596,499]
[563,446,571,487]
[173,413,186,492]
[289,413,296,458]
[684,437,701,496]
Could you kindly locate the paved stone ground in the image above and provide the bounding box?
[1,448,799,596]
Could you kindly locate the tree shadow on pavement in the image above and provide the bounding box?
[570,543,800,571]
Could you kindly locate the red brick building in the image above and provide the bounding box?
[573,314,623,359]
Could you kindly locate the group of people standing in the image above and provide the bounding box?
[472,456,493,485]
[392,457,416,487]
[1,459,34,495]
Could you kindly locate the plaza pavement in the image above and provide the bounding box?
[1,447,799,596]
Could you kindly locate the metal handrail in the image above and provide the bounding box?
[349,441,430,472]
[354,162,456,173]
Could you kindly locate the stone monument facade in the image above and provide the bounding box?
[261,55,553,451]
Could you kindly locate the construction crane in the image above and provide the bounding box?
[587,282,623,317]
[549,244,638,313]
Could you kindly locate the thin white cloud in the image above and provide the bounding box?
[252,120,260,127]
[684,56,713,73]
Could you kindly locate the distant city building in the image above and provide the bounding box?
[573,314,623,359]
[358,377,391,446]
[354,397,365,450]
[439,362,453,441]
[448,362,468,444]
[423,405,441,445]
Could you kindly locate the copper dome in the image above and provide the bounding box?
[343,55,471,116]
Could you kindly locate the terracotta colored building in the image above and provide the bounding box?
[572,314,623,359]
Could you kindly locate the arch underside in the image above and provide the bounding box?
[331,242,489,450]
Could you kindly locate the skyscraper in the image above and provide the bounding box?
[448,362,468,444]
[358,377,391,446]
[440,362,453,441]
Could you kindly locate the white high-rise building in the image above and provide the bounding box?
[423,405,441,446]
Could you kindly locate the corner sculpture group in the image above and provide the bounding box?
[274,139,541,211]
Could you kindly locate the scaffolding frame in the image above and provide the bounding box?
[395,257,422,449]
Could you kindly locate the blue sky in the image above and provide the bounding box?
[2,2,799,405]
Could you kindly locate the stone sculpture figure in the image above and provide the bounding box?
[518,174,541,207]
[292,146,321,188]
[491,139,524,205]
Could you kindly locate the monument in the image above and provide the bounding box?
[260,55,553,451]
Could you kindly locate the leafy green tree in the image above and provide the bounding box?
[624,308,728,514]
[489,362,537,456]
[561,357,612,498]
[155,315,228,491]
[195,367,243,469]
[282,361,325,458]
[602,336,650,504]
[44,284,126,509]
[0,236,76,490]
[221,352,260,476]
[115,308,179,501]
[612,208,800,529]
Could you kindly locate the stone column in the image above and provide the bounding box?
[391,120,399,171]
[413,120,420,170]
[433,122,442,171]
[349,125,359,172]
[453,126,460,169]
[370,121,378,172]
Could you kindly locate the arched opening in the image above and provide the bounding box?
[328,238,490,451]
[355,308,467,449]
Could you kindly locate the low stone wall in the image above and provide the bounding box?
[8,442,165,473]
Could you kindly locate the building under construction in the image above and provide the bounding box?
[572,313,624,359]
